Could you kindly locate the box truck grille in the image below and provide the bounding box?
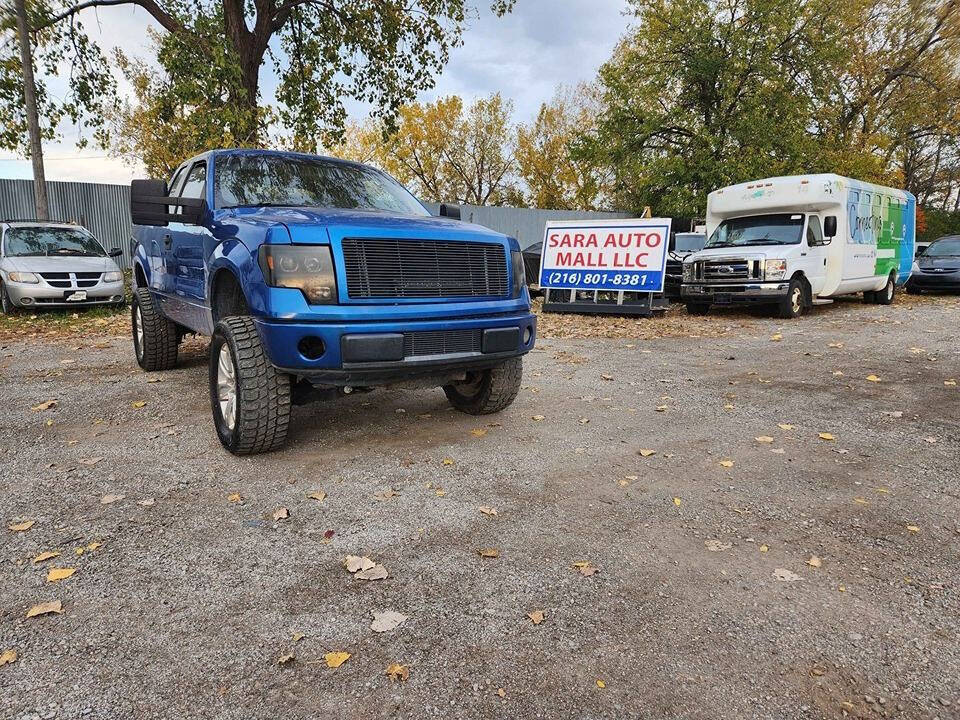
[694,259,761,282]
[403,329,482,357]
[341,238,509,299]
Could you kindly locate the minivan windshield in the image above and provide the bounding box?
[674,233,705,252]
[3,226,106,257]
[925,236,960,256]
[705,214,805,248]
[215,154,430,216]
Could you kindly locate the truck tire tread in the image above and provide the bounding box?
[444,357,523,415]
[133,287,178,371]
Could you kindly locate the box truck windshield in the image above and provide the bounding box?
[705,213,805,248]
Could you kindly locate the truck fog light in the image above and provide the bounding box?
[523,326,532,344]
[298,336,325,360]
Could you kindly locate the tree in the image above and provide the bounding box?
[333,93,521,205]
[0,0,516,165]
[515,84,610,210]
[12,0,48,217]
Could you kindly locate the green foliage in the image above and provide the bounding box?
[919,207,960,243]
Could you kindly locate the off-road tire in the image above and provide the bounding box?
[209,316,291,455]
[777,278,805,319]
[444,357,523,415]
[0,281,15,314]
[872,274,896,305]
[132,287,178,371]
[685,303,711,316]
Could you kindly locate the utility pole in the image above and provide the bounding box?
[13,0,49,220]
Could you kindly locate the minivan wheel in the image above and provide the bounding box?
[873,275,896,305]
[0,281,15,314]
[444,357,522,415]
[209,316,291,455]
[132,287,178,370]
[777,278,805,319]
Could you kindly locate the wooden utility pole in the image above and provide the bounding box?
[13,0,49,220]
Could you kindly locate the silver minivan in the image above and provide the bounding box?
[0,221,125,313]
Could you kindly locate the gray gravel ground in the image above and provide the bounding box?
[1,296,959,720]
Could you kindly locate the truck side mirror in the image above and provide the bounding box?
[131,178,205,227]
[439,203,461,220]
[823,215,837,239]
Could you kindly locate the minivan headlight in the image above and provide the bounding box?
[259,245,337,304]
[7,271,40,284]
[764,259,788,280]
[104,271,123,283]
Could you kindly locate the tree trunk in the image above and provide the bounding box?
[14,0,49,220]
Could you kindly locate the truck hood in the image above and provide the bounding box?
[4,255,117,274]
[223,206,511,245]
[685,247,770,263]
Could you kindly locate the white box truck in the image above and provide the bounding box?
[681,174,916,318]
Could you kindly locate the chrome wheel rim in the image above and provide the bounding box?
[134,306,144,358]
[886,281,894,300]
[217,344,237,431]
[791,287,802,314]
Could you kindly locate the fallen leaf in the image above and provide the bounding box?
[373,488,398,500]
[655,405,668,412]
[137,498,155,507]
[100,493,124,505]
[345,555,376,573]
[497,688,506,698]
[435,488,446,497]
[573,561,598,576]
[945,379,957,386]
[531,415,545,421]
[818,432,835,441]
[478,506,497,516]
[323,529,335,540]
[371,610,408,633]
[638,448,656,457]
[601,374,614,381]
[277,653,295,666]
[673,497,682,506]
[807,555,822,568]
[442,458,455,466]
[356,564,389,581]
[470,428,488,438]
[32,551,60,564]
[866,374,881,383]
[759,545,769,553]
[854,497,869,505]
[227,493,244,504]
[719,460,734,468]
[86,542,101,551]
[873,487,890,494]
[272,507,289,521]
[478,548,500,558]
[47,568,76,582]
[773,568,802,582]
[79,457,103,466]
[9,520,35,532]
[0,649,16,666]
[324,651,350,669]
[307,491,327,502]
[770,333,783,342]
[292,632,304,643]
[924,437,938,444]
[724,403,735,410]
[704,540,731,552]
[131,400,147,409]
[31,400,57,411]
[755,436,774,443]
[26,600,63,618]
[828,342,844,348]
[906,525,920,533]
[771,448,785,454]
[777,423,794,431]
[527,610,545,625]
[596,679,606,688]
[385,663,410,682]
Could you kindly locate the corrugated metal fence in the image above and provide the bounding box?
[0,179,134,268]
[0,179,631,268]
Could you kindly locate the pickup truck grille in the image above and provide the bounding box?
[341,238,509,299]
[403,329,482,357]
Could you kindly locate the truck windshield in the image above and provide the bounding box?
[3,226,106,257]
[705,214,804,248]
[215,154,429,216]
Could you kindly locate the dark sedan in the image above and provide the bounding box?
[906,235,960,294]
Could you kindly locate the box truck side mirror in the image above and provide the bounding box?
[823,215,837,239]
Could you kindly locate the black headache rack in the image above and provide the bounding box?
[541,288,669,316]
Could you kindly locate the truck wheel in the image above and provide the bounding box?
[873,275,896,305]
[777,278,805,319]
[132,287,178,371]
[0,280,16,314]
[209,316,291,455]
[863,290,876,302]
[685,303,711,316]
[444,357,522,415]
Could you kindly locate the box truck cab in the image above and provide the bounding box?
[681,175,915,318]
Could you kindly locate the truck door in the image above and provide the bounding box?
[145,164,186,296]
[803,215,829,295]
[167,160,211,330]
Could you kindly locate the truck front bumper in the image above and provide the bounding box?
[255,311,537,385]
[681,282,789,304]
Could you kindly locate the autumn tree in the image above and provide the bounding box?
[515,84,611,210]
[0,0,516,166]
[333,93,521,206]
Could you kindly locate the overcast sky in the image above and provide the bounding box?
[0,0,630,184]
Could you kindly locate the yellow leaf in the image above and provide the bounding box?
[596,679,606,688]
[573,561,598,576]
[866,375,881,383]
[719,460,734,468]
[531,415,545,421]
[777,423,794,431]
[673,497,682,506]
[46,567,76,582]
[442,458,455,466]
[227,493,244,503]
[755,436,774,443]
[759,545,769,552]
[807,555,822,568]
[435,488,446,497]
[638,449,656,457]
[770,333,783,342]
[307,491,327,502]
[724,403,735,410]
[31,399,57,411]
[26,600,63,618]
[32,551,60,564]
[324,651,350,668]
[385,663,410,682]
[0,649,17,666]
[8,520,34,532]
[478,506,497,516]
[906,525,920,533]
[655,405,668,412]
[945,379,957,386]
[497,688,506,698]
[292,632,304,643]
[818,433,835,441]
[873,487,890,494]
[854,497,869,505]
[470,428,488,438]
[272,507,289,521]
[838,585,846,592]
[277,653,295,666]
[478,548,500,558]
[131,400,147,409]
[527,610,545,625]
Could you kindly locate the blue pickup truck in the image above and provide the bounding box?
[129,149,536,455]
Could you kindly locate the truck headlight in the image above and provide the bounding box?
[7,271,40,284]
[511,250,526,298]
[104,271,123,283]
[764,259,788,281]
[682,262,695,282]
[259,245,337,304]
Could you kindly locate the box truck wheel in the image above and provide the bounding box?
[686,303,711,316]
[777,278,805,319]
[872,274,896,305]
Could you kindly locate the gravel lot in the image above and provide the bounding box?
[1,296,959,720]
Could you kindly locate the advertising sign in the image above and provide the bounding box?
[538,218,672,293]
